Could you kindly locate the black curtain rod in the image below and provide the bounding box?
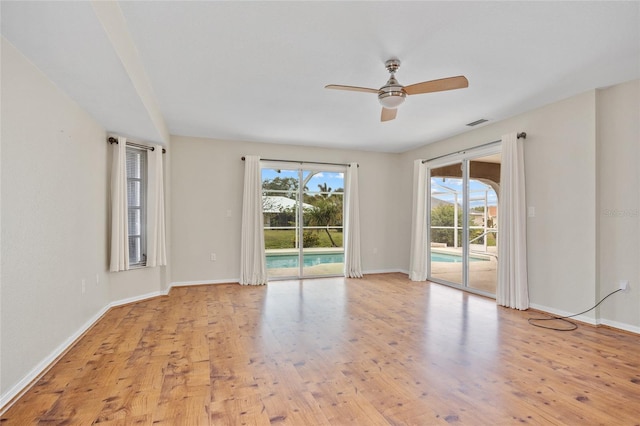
[108,137,166,154]
[422,132,526,164]
[241,156,357,168]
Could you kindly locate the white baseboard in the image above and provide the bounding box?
[0,304,110,412]
[363,269,407,275]
[530,303,639,334]
[528,303,598,325]
[5,277,634,413]
[170,275,412,285]
[109,290,168,308]
[599,318,640,334]
[170,279,239,287]
[173,273,408,285]
[0,290,172,412]
[0,272,399,409]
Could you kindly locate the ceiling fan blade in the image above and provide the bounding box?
[404,76,469,96]
[325,84,380,94]
[381,107,397,122]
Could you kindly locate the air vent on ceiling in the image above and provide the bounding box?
[466,119,488,127]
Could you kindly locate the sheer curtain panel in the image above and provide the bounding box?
[146,145,167,267]
[344,163,363,278]
[497,132,530,309]
[240,155,267,285]
[110,136,129,272]
[409,159,428,281]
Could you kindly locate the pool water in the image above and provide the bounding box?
[266,251,487,269]
[266,253,344,269]
[431,252,487,263]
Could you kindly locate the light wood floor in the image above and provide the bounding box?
[2,273,639,425]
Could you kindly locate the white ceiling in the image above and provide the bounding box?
[2,1,639,153]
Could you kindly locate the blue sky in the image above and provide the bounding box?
[431,178,497,207]
[261,170,495,204]
[262,168,345,193]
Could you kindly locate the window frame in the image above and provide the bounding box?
[425,143,501,297]
[260,161,346,279]
[126,146,147,268]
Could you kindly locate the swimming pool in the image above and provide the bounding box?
[266,251,487,268]
[431,252,488,263]
[266,253,344,269]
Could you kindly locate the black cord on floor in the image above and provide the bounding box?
[528,288,623,331]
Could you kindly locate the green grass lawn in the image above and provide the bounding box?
[264,229,343,249]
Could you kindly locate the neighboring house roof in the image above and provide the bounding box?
[430,197,453,208]
[262,196,314,213]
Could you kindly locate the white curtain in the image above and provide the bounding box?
[109,136,129,272]
[344,163,363,278]
[146,145,167,267]
[240,155,267,285]
[497,132,529,309]
[409,159,428,281]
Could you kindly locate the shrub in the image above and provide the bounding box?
[297,231,320,248]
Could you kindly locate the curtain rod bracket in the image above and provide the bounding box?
[107,137,166,154]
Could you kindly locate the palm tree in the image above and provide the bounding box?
[316,182,332,199]
[306,198,341,247]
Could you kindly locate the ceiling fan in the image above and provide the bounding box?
[325,59,468,122]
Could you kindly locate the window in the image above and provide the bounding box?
[126,147,147,267]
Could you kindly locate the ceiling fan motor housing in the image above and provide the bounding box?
[378,75,406,109]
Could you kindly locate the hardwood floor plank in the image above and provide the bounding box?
[2,274,639,425]
[209,393,270,425]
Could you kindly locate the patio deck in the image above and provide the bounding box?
[430,245,497,294]
[264,246,497,293]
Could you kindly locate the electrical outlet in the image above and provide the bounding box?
[96,273,100,286]
[210,253,217,262]
[81,279,86,294]
[619,280,630,292]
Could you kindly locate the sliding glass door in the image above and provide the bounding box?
[429,162,465,286]
[427,148,500,295]
[261,163,345,279]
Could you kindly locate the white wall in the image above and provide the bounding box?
[400,82,640,331]
[1,38,110,398]
[169,136,404,284]
[401,91,599,317]
[0,37,174,406]
[596,80,640,329]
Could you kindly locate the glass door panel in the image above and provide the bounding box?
[427,150,500,296]
[467,157,500,293]
[429,162,465,286]
[301,170,344,277]
[262,165,345,279]
[262,168,300,279]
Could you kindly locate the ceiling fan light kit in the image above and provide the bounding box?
[378,91,406,108]
[325,58,468,122]
[378,59,406,109]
